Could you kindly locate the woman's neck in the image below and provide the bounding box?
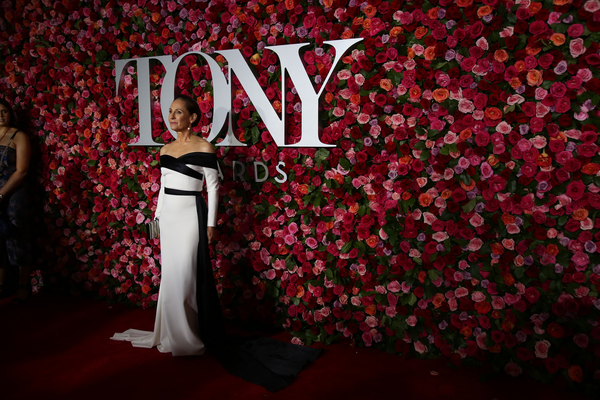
[175,130,194,143]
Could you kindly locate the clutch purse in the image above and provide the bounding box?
[146,219,160,240]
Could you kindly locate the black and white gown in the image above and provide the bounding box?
[112,151,321,391]
[111,151,221,355]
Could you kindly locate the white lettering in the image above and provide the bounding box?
[115,39,362,148]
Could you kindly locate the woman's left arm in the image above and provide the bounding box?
[0,132,30,199]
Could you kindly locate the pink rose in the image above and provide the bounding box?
[469,213,484,227]
[468,238,483,251]
[492,297,505,309]
[505,362,523,377]
[570,38,586,58]
[517,138,532,152]
[414,341,428,354]
[476,333,488,350]
[506,224,520,234]
[504,293,520,305]
[471,291,486,302]
[585,0,600,12]
[572,251,590,270]
[575,286,590,298]
[481,162,494,180]
[535,340,551,359]
[573,333,589,348]
[387,281,401,292]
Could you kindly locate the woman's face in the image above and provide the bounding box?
[0,104,10,128]
[168,99,196,132]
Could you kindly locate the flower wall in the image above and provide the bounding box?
[2,0,600,392]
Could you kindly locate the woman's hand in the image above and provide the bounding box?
[207,226,216,244]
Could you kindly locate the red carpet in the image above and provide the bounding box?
[0,293,592,400]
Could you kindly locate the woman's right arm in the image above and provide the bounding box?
[154,146,167,220]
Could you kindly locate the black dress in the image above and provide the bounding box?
[0,144,33,267]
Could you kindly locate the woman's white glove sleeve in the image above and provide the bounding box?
[155,183,164,220]
[204,167,219,227]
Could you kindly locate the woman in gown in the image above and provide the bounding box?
[0,98,33,303]
[112,95,320,391]
[112,95,220,355]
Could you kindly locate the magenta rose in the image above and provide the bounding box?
[571,251,590,269]
[520,162,537,177]
[581,131,598,143]
[460,57,477,72]
[554,168,571,183]
[529,117,545,133]
[550,82,567,98]
[521,102,536,117]
[567,23,585,38]
[573,333,589,348]
[555,97,571,113]
[548,139,565,153]
[538,53,554,69]
[524,287,540,304]
[577,143,599,157]
[474,131,490,147]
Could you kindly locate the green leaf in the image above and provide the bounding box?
[340,241,353,254]
[408,293,417,306]
[325,269,333,279]
[428,270,439,281]
[462,199,477,213]
[339,158,351,170]
[412,141,427,150]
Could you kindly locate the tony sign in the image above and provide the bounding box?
[115,38,362,147]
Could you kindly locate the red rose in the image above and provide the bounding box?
[555,97,571,113]
[524,287,540,304]
[577,143,599,157]
[467,20,483,36]
[567,181,585,200]
[554,168,571,183]
[529,20,548,35]
[538,53,554,69]
[548,139,565,153]
[565,219,582,232]
[557,114,572,127]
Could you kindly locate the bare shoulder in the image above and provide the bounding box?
[13,130,29,141]
[12,130,30,147]
[160,143,172,155]
[196,138,215,154]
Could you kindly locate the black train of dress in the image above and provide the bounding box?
[166,152,321,392]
